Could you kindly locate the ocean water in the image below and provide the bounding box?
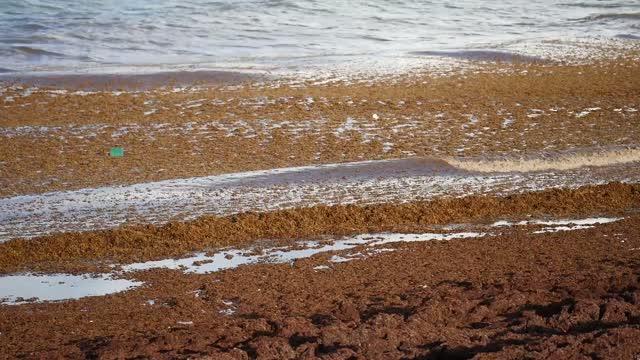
[0,0,639,74]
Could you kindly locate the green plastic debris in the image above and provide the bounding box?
[109,147,124,157]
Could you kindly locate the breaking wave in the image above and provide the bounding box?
[446,147,640,173]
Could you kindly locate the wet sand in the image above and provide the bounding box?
[0,69,264,91]
[1,58,639,197]
[2,155,640,242]
[1,53,640,358]
[410,50,547,63]
[1,211,640,359]
[0,182,638,274]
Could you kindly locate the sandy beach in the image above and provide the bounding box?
[1,38,640,358]
[2,207,640,358]
[1,57,639,197]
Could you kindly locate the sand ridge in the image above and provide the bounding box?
[0,182,638,274]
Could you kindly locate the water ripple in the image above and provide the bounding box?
[0,0,638,73]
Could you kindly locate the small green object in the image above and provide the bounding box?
[109,147,124,157]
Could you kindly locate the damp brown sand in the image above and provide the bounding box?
[2,211,640,358]
[1,182,638,274]
[1,58,639,197]
[0,69,265,91]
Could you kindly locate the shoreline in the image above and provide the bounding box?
[0,69,266,91]
[0,182,638,274]
[0,49,542,91]
[1,57,639,197]
[3,0,640,352]
[1,36,638,90]
[2,43,640,358]
[1,151,640,242]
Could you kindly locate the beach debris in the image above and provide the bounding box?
[109,147,124,158]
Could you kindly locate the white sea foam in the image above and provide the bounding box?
[447,148,640,173]
[491,217,623,233]
[1,157,639,241]
[491,217,622,227]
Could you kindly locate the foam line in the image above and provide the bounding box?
[446,148,640,173]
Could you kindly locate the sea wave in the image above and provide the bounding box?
[1,0,639,73]
[576,12,640,21]
[446,148,640,173]
[409,50,544,63]
[616,34,640,40]
[12,46,65,57]
[560,2,640,9]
